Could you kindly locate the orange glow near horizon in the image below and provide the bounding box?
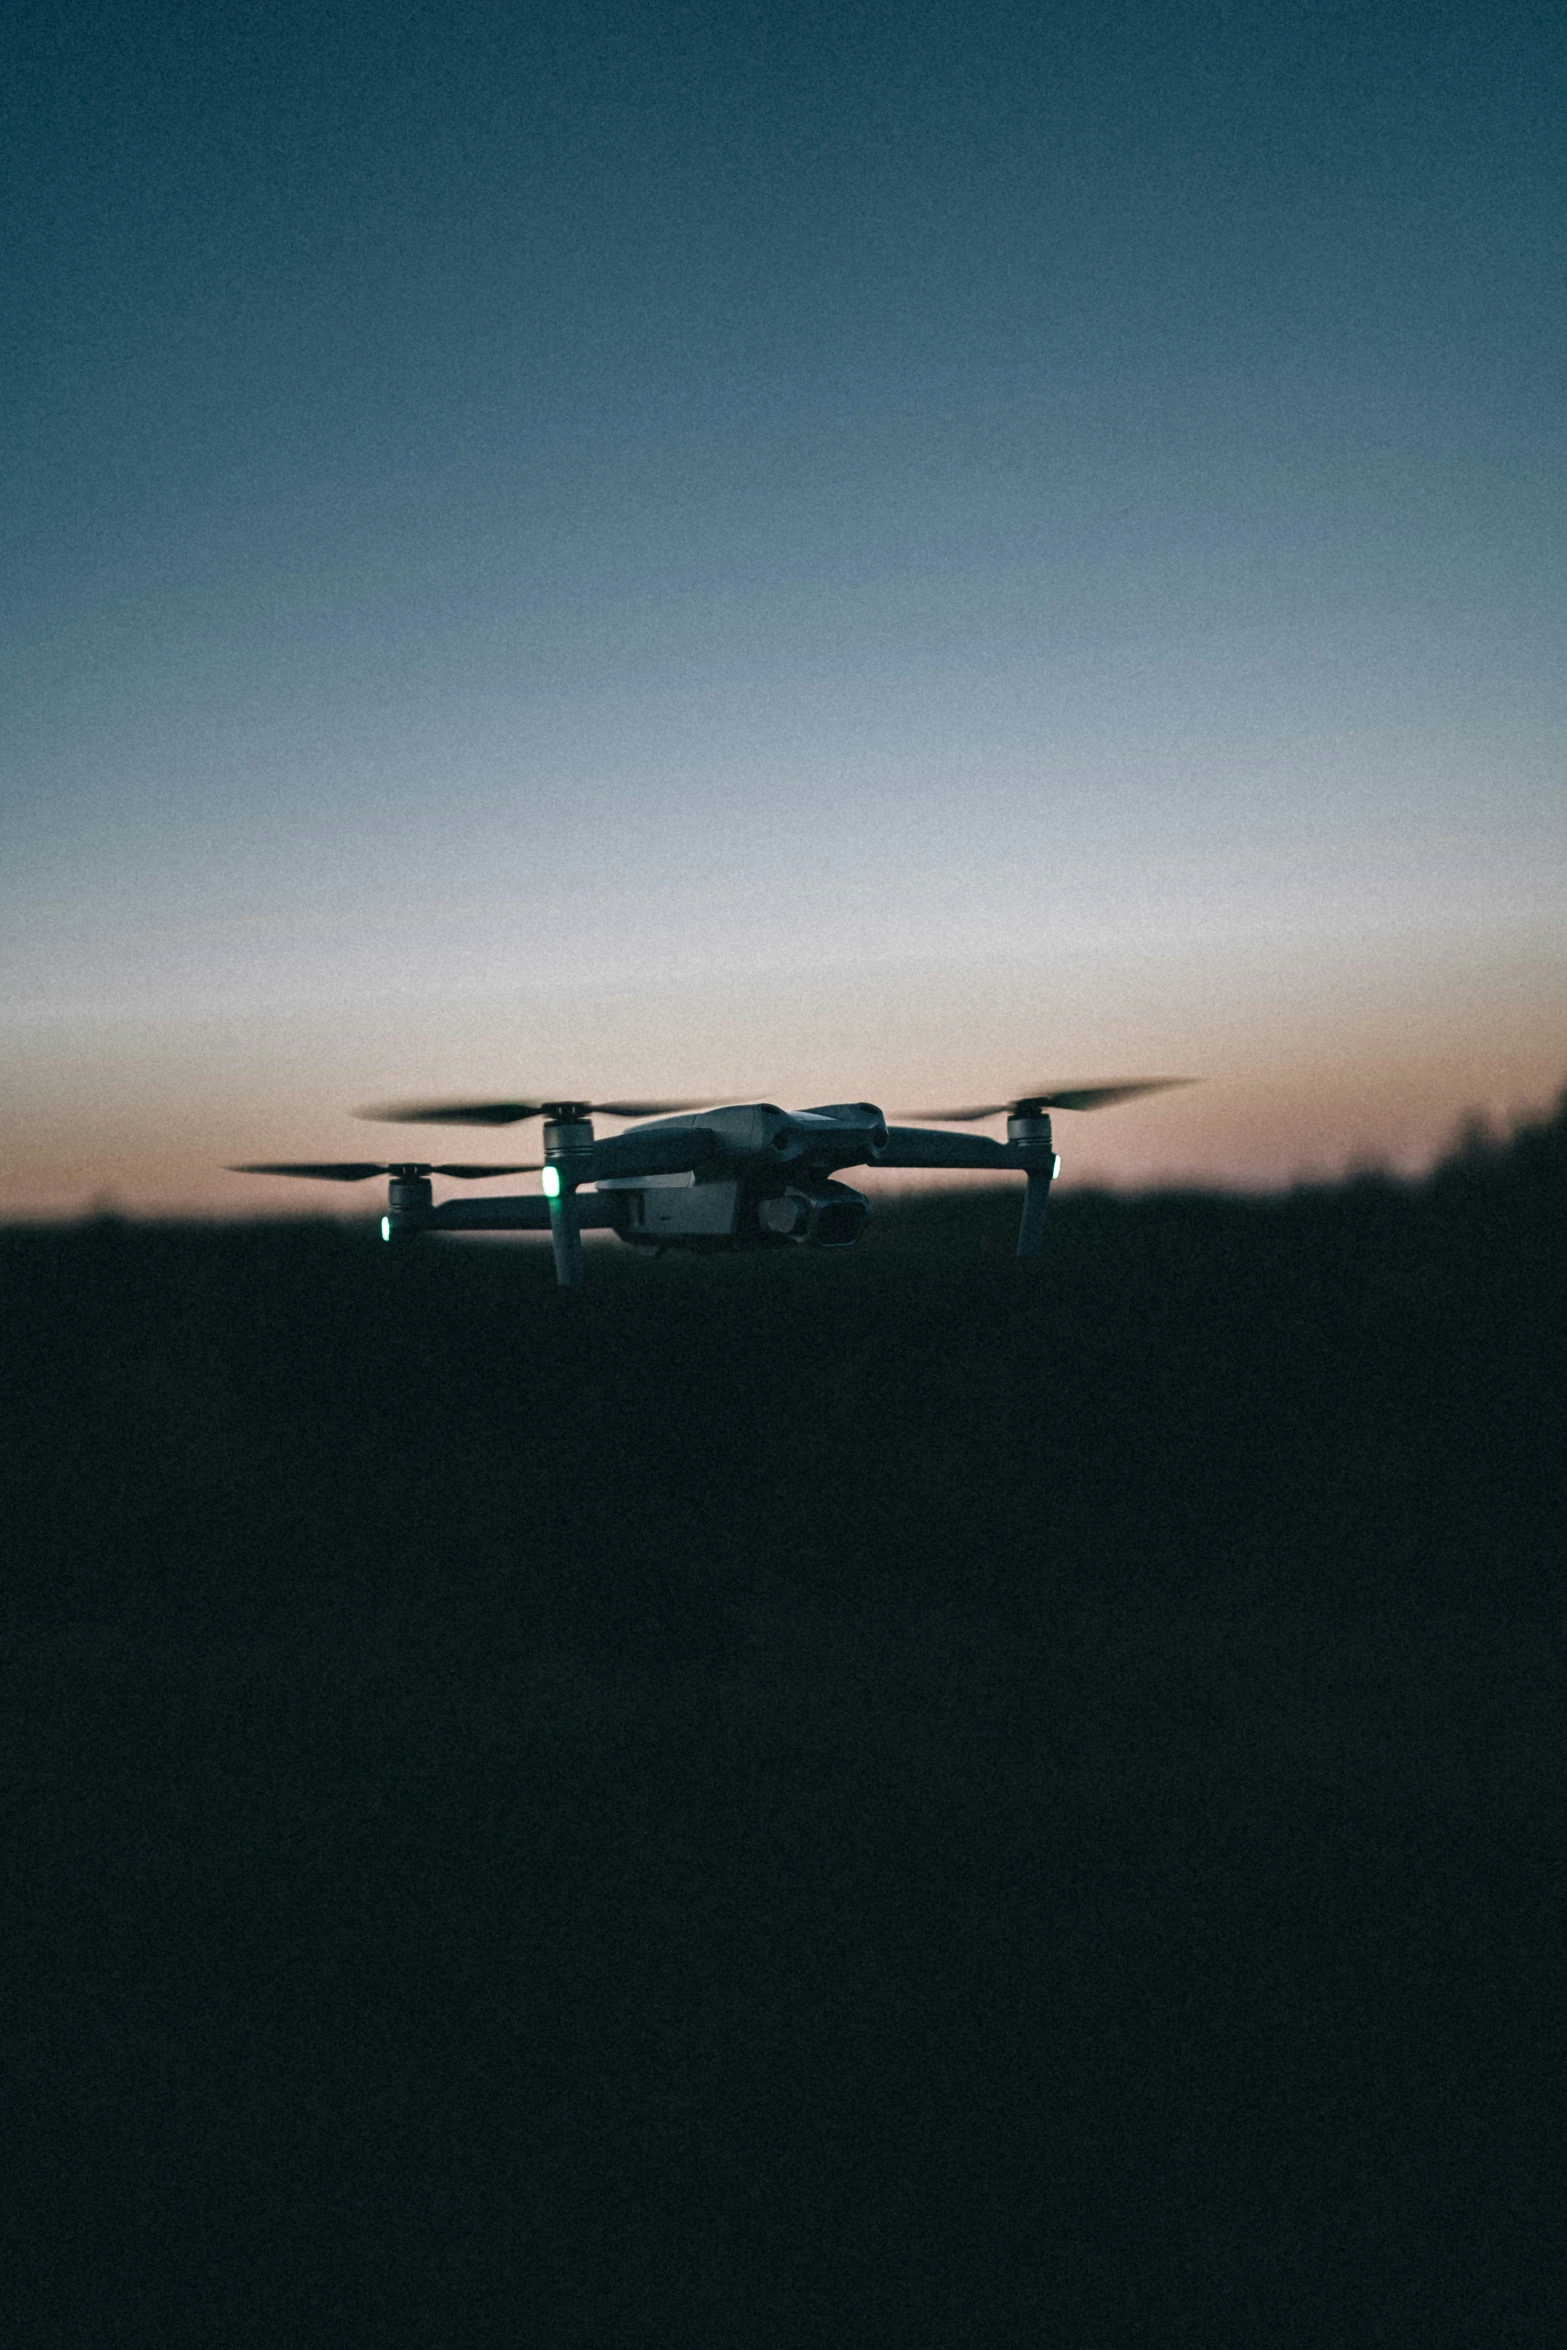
[4,921,1560,1220]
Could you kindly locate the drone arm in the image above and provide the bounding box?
[423,1194,622,1233]
[547,1182,583,1286]
[1015,1168,1053,1257]
[874,1126,1023,1171]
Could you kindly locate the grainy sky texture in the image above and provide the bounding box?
[4,0,1564,1212]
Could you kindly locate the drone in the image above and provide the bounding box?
[232,1082,1192,1286]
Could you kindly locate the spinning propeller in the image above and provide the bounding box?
[228,1161,540,1182]
[902,1080,1194,1121]
[357,1096,714,1127]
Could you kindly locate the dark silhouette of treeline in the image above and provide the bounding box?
[5,1096,1565,2345]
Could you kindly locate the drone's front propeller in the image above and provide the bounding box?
[899,1080,1195,1121]
[894,1080,1197,1258]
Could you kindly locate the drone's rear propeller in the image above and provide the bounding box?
[229,1161,541,1181]
[901,1080,1195,1121]
[356,1096,715,1127]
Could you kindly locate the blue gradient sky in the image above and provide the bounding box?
[4,0,1563,1211]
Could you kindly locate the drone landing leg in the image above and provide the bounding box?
[1015,1169,1053,1259]
[548,1183,586,1286]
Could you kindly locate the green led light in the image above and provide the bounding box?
[380,1216,392,1242]
[541,1164,561,1197]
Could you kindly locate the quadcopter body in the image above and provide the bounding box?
[234,1083,1190,1285]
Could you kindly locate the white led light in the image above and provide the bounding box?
[380,1216,392,1242]
[1053,1154,1062,1179]
[540,1164,561,1197]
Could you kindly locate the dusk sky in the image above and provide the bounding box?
[5,0,1563,1213]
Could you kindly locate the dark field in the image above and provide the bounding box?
[5,1105,1566,2346]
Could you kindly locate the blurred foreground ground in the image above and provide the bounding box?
[4,1102,1566,2346]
